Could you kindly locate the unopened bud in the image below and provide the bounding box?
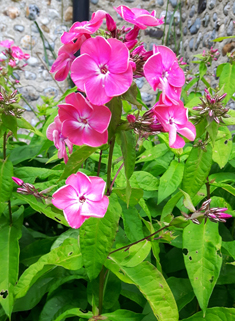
[127,114,136,123]
[106,14,116,32]
[12,177,24,186]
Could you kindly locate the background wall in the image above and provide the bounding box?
[0,0,234,125]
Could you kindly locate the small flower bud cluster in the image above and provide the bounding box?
[127,109,163,137]
[12,177,48,199]
[202,47,220,65]
[190,89,230,125]
[0,86,23,117]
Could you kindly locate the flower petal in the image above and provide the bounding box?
[168,64,185,87]
[170,134,185,149]
[85,75,112,105]
[65,92,93,119]
[52,185,78,210]
[63,203,88,229]
[62,120,84,146]
[80,196,109,218]
[59,104,80,122]
[177,121,196,141]
[88,105,111,133]
[82,127,108,147]
[66,172,92,196]
[85,177,106,201]
[107,38,129,73]
[154,45,177,70]
[144,53,162,91]
[81,36,111,66]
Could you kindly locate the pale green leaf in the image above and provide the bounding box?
[181,307,235,321]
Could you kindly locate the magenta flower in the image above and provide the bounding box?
[12,177,24,186]
[46,116,73,164]
[8,59,16,67]
[71,36,133,105]
[11,46,25,60]
[0,39,14,48]
[61,10,106,44]
[114,6,164,30]
[52,172,109,229]
[50,35,88,81]
[58,92,111,147]
[144,45,185,105]
[153,97,196,148]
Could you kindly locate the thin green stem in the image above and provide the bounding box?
[109,225,169,255]
[97,150,103,177]
[106,137,115,195]
[162,0,170,45]
[3,133,13,225]
[98,266,105,315]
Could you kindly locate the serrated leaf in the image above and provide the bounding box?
[182,145,212,198]
[14,238,82,299]
[105,258,178,321]
[0,207,23,317]
[12,193,69,227]
[219,64,235,103]
[60,146,96,180]
[119,130,136,180]
[181,307,235,321]
[79,194,121,280]
[182,220,222,314]
[212,126,232,168]
[0,159,13,214]
[158,160,184,204]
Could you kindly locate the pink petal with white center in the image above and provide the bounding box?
[50,53,69,73]
[153,45,177,70]
[144,53,162,91]
[65,92,93,119]
[115,6,135,22]
[58,104,80,123]
[88,105,111,133]
[46,122,57,141]
[136,14,164,27]
[162,83,182,105]
[177,121,196,141]
[0,39,14,48]
[85,75,112,105]
[66,172,91,196]
[71,54,100,92]
[168,124,177,147]
[170,134,185,149]
[85,176,106,201]
[62,120,85,146]
[105,64,133,97]
[53,130,60,149]
[63,203,88,229]
[107,38,129,73]
[171,102,188,125]
[61,32,78,44]
[167,63,185,87]
[82,126,108,147]
[80,196,109,218]
[65,139,73,154]
[81,36,111,66]
[52,185,78,210]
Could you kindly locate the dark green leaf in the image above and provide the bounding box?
[219,64,235,103]
[119,130,136,180]
[199,62,207,80]
[1,114,17,138]
[107,97,122,139]
[167,277,194,311]
[181,307,235,320]
[103,310,144,321]
[9,144,42,165]
[0,159,13,214]
[136,144,168,163]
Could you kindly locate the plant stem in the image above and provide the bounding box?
[98,266,105,315]
[206,177,210,200]
[106,137,115,195]
[3,133,13,225]
[109,225,169,255]
[97,150,103,177]
[110,162,124,191]
[162,0,170,45]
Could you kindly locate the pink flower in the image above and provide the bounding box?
[58,92,111,147]
[8,59,16,67]
[24,53,30,60]
[207,207,232,222]
[0,39,14,48]
[61,10,107,44]
[106,13,116,32]
[12,177,24,186]
[46,115,73,164]
[153,97,196,148]
[52,172,109,229]
[144,45,185,105]
[11,46,25,60]
[71,36,133,105]
[114,6,164,30]
[127,114,136,123]
[50,35,89,81]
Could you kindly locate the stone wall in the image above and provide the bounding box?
[1,0,234,124]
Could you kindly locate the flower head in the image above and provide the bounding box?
[114,6,164,30]
[71,36,133,105]
[11,46,25,60]
[144,45,185,105]
[46,115,73,164]
[153,97,196,148]
[58,92,111,147]
[0,40,14,48]
[52,172,109,229]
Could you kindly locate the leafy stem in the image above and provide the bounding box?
[109,225,169,255]
[3,132,12,225]
[106,137,115,195]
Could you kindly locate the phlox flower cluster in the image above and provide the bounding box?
[47,6,197,228]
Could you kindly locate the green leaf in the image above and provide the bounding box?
[121,283,146,308]
[79,194,121,280]
[216,64,226,77]
[199,62,207,80]
[1,114,17,138]
[60,146,96,180]
[105,259,179,321]
[112,187,143,207]
[107,97,122,139]
[213,35,235,41]
[182,145,212,198]
[212,126,232,168]
[0,207,23,317]
[9,144,42,165]
[14,238,83,299]
[14,167,61,184]
[136,144,168,163]
[121,205,144,242]
[181,307,235,320]
[52,308,92,321]
[207,121,218,146]
[103,272,121,309]
[17,118,44,137]
[158,160,184,204]
[119,130,136,180]
[167,277,194,311]
[120,240,152,268]
[179,189,196,212]
[122,100,132,113]
[182,220,222,314]
[102,310,144,321]
[222,241,235,259]
[12,193,69,227]
[0,159,13,214]
[121,83,142,108]
[219,64,235,103]
[116,170,159,191]
[161,191,183,221]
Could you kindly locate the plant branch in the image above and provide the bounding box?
[106,137,115,195]
[110,162,124,191]
[109,225,169,255]
[97,150,102,177]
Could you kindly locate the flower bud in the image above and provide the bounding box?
[12,177,24,186]
[106,14,116,32]
[125,25,140,41]
[127,114,136,123]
